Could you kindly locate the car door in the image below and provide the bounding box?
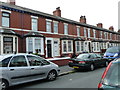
[96,54,106,65]
[26,55,51,80]
[90,54,99,66]
[8,55,31,85]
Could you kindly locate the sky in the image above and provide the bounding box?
[1,0,120,32]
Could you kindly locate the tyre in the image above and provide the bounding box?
[90,64,94,71]
[47,70,57,81]
[0,79,9,90]
[105,61,109,67]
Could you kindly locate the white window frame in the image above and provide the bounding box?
[26,37,44,55]
[64,23,68,35]
[2,12,10,27]
[92,42,100,52]
[31,17,38,31]
[88,28,90,38]
[46,20,52,32]
[84,27,87,37]
[77,26,80,36]
[100,31,102,39]
[62,40,73,53]
[93,29,96,38]
[53,21,58,34]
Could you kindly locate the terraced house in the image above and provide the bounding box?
[0,0,120,59]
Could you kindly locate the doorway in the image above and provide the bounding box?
[47,40,52,58]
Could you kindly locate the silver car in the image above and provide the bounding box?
[0,53,60,90]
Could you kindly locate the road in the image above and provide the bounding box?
[8,67,105,90]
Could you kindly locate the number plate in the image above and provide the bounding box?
[73,66,79,69]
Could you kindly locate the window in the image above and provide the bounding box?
[27,37,43,54]
[84,27,87,37]
[35,38,41,53]
[0,57,12,67]
[32,18,38,31]
[28,38,33,53]
[62,40,73,53]
[27,56,43,66]
[53,22,58,33]
[68,41,72,52]
[2,12,10,27]
[81,41,84,51]
[88,28,90,38]
[100,31,102,39]
[10,56,27,67]
[76,41,80,52]
[77,27,80,36]
[92,42,100,52]
[46,21,51,32]
[0,36,1,55]
[64,24,68,35]
[63,41,67,52]
[93,29,96,38]
[3,37,13,54]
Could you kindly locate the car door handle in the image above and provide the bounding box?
[31,68,34,70]
[10,69,14,71]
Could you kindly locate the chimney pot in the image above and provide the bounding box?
[97,23,103,28]
[53,7,61,17]
[109,26,114,31]
[80,16,86,23]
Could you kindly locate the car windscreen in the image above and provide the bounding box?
[102,62,120,86]
[106,47,120,53]
[77,54,90,59]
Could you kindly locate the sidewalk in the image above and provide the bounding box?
[59,65,75,76]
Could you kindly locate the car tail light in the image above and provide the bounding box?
[69,61,73,63]
[98,62,112,89]
[79,61,86,64]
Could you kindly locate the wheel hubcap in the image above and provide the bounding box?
[91,65,94,70]
[1,81,6,90]
[48,72,56,80]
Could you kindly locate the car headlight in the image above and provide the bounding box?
[104,53,106,57]
[114,53,118,57]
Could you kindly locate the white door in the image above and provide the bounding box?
[53,40,60,57]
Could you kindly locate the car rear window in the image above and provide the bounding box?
[0,57,12,67]
[102,62,120,86]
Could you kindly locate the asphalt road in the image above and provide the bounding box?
[8,67,106,90]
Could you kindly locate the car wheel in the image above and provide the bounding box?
[90,64,94,71]
[47,70,57,81]
[105,61,109,67]
[0,79,9,90]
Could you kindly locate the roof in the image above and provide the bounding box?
[0,2,119,35]
[0,28,21,37]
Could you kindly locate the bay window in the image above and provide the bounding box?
[62,40,73,53]
[27,37,44,55]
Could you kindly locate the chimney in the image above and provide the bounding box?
[80,16,86,23]
[7,0,16,5]
[53,7,61,17]
[109,26,114,31]
[118,29,120,33]
[97,23,103,28]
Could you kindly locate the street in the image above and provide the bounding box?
[8,67,105,90]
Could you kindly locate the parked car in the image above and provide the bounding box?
[104,46,120,62]
[68,53,108,71]
[98,58,120,90]
[0,53,60,90]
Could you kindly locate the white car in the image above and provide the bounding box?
[0,53,60,90]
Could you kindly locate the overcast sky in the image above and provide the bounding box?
[1,0,120,32]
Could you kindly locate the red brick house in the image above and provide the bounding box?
[0,0,120,60]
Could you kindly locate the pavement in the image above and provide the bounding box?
[59,65,75,76]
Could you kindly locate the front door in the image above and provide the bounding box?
[53,40,59,57]
[47,40,52,58]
